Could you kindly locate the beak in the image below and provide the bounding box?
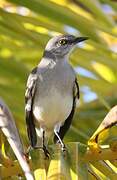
[72,37,89,44]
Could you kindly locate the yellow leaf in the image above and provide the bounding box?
[92,62,116,82]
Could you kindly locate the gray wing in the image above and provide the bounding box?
[54,78,79,143]
[25,67,38,148]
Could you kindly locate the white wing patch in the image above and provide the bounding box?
[25,72,37,109]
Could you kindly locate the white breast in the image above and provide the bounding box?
[33,88,73,130]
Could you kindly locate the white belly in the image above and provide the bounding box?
[33,88,73,130]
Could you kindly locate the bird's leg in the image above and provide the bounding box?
[54,130,66,152]
[42,130,50,158]
[26,130,50,159]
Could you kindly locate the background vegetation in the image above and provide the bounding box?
[0,0,117,179]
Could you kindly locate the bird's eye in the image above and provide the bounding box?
[59,39,67,45]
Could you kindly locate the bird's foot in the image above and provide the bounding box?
[56,141,67,156]
[61,144,66,152]
[43,145,50,159]
[26,145,50,159]
[61,144,67,157]
[56,140,67,154]
[25,145,32,157]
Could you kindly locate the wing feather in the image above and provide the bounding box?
[25,67,37,147]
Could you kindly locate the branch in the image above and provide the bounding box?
[0,144,117,178]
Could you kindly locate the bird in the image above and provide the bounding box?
[25,34,88,156]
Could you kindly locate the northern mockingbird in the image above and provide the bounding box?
[25,34,88,156]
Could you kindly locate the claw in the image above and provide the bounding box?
[61,145,67,157]
[60,142,66,151]
[26,145,50,159]
[43,145,50,159]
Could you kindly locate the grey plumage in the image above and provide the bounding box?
[25,35,88,153]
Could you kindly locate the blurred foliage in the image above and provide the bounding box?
[0,0,117,179]
[0,0,117,146]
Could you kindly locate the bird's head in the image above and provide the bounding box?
[44,34,88,58]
